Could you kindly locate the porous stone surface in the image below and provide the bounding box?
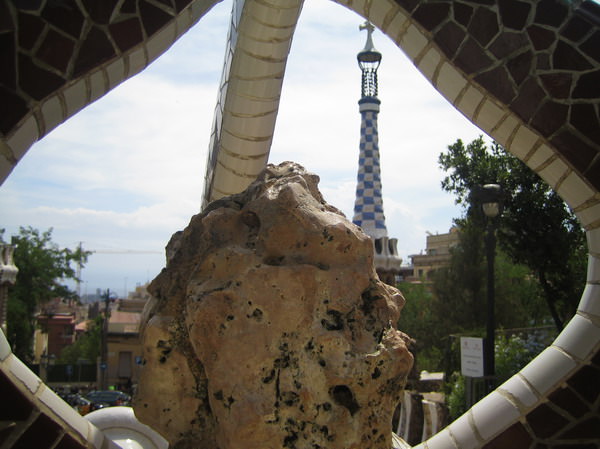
[134,162,413,449]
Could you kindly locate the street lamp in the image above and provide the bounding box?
[480,183,503,394]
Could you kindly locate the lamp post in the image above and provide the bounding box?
[480,184,503,394]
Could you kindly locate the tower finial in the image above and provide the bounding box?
[359,21,376,52]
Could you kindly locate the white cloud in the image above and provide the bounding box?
[1,0,488,294]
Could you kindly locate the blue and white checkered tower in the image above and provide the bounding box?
[353,22,402,281]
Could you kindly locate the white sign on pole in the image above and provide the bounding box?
[460,337,484,377]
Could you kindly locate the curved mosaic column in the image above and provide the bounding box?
[201,0,304,207]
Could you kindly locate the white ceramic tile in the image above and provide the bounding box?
[367,0,398,29]
[537,158,569,190]
[0,327,11,360]
[105,59,126,90]
[40,95,64,135]
[519,346,577,397]
[39,385,89,439]
[7,116,39,160]
[401,24,429,61]
[586,253,600,283]
[190,0,214,21]
[8,354,41,394]
[497,374,539,409]
[175,10,193,38]
[456,85,484,120]
[127,46,148,77]
[446,413,478,449]
[146,23,177,63]
[507,125,539,160]
[553,313,600,360]
[420,428,459,449]
[475,99,505,139]
[437,62,468,104]
[470,391,521,440]
[588,229,600,256]
[489,114,519,149]
[578,283,600,317]
[526,144,554,172]
[88,71,107,103]
[63,79,88,117]
[0,145,16,181]
[383,6,409,41]
[577,203,600,229]
[557,171,595,210]
[417,48,441,83]
[87,420,105,449]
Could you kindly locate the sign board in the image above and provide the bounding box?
[460,337,484,377]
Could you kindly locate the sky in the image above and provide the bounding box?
[0,0,485,298]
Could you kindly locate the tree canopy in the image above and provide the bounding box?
[438,137,586,331]
[1,227,89,361]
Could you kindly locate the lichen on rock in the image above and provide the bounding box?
[134,162,413,449]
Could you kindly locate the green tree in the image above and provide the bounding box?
[438,137,586,331]
[2,227,89,362]
[59,316,102,364]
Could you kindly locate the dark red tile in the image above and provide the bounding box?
[570,103,600,145]
[550,131,598,174]
[580,31,600,63]
[531,101,568,136]
[534,0,568,27]
[566,364,600,403]
[413,2,451,32]
[0,1,14,32]
[489,31,529,59]
[395,0,420,14]
[552,40,593,71]
[453,3,473,27]
[120,0,137,14]
[482,422,532,449]
[36,28,75,73]
[586,159,600,191]
[18,51,66,100]
[560,417,600,440]
[510,77,546,122]
[73,26,116,77]
[0,32,16,88]
[433,21,466,60]
[560,15,592,43]
[526,403,570,439]
[54,434,87,449]
[572,69,600,99]
[455,38,494,74]
[549,385,590,418]
[140,0,173,37]
[174,0,194,13]
[507,50,533,86]
[498,0,531,31]
[539,73,572,99]
[527,25,556,51]
[81,0,120,24]
[13,413,61,449]
[17,11,44,50]
[468,7,499,47]
[0,86,28,134]
[41,1,84,39]
[109,18,143,52]
[475,66,516,104]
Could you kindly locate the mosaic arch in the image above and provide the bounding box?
[0,0,599,448]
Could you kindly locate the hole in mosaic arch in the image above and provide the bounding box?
[2,0,597,448]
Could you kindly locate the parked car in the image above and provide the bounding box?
[85,390,131,410]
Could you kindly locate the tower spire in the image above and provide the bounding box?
[352,21,401,283]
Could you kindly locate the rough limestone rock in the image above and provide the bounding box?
[134,162,413,449]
